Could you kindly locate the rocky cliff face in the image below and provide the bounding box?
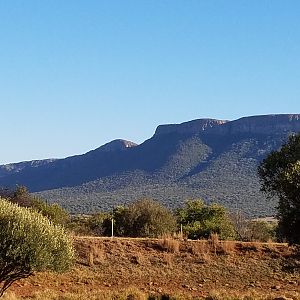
[0,159,57,178]
[154,114,300,137]
[154,119,228,136]
[209,114,300,136]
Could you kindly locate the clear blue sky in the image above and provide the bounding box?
[0,1,299,164]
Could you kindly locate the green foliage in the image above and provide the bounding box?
[112,199,177,238]
[0,199,74,297]
[258,133,300,244]
[67,215,94,236]
[37,134,285,218]
[31,198,70,226]
[177,199,236,240]
[246,220,277,242]
[1,186,70,227]
[88,212,112,236]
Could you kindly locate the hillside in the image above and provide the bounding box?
[1,114,300,216]
[9,237,300,299]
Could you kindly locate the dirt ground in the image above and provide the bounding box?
[10,237,300,298]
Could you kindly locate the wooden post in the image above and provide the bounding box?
[111,217,114,238]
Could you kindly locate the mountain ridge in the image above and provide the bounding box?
[1,114,300,217]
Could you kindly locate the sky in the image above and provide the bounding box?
[0,1,299,164]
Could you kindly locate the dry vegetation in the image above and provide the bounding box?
[6,237,300,300]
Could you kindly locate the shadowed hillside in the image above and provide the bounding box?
[1,114,300,216]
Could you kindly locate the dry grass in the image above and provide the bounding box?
[159,236,180,253]
[206,289,300,300]
[7,237,299,300]
[5,288,148,300]
[209,233,219,254]
[4,289,300,300]
[190,240,211,262]
[219,240,236,254]
[1,292,19,300]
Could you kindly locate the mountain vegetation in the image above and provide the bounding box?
[1,114,300,217]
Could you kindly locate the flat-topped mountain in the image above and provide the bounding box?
[154,118,228,136]
[155,114,300,136]
[1,114,300,216]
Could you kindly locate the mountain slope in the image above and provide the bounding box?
[1,114,300,216]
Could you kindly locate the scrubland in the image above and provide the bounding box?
[5,237,300,300]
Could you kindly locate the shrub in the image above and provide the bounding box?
[88,212,112,236]
[0,199,74,297]
[1,186,70,227]
[113,199,177,238]
[30,197,70,226]
[159,236,180,253]
[177,200,236,240]
[245,220,277,242]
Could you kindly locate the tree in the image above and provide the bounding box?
[0,199,74,297]
[245,220,277,242]
[112,199,177,238]
[258,133,300,244]
[177,199,236,240]
[31,197,70,226]
[1,186,70,227]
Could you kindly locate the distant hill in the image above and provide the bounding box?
[1,114,300,217]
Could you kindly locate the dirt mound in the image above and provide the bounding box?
[11,237,300,298]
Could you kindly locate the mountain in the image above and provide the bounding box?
[1,114,300,217]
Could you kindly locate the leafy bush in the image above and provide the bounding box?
[245,220,277,242]
[31,198,70,226]
[0,199,74,297]
[67,215,94,236]
[112,199,177,238]
[87,212,112,236]
[177,199,236,240]
[1,186,70,227]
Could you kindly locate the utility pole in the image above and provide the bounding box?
[111,207,114,238]
[180,223,183,239]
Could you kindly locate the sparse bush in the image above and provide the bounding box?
[245,220,277,242]
[159,236,180,253]
[0,199,74,297]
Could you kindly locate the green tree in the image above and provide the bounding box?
[113,199,177,238]
[258,133,300,244]
[177,199,236,240]
[0,199,74,297]
[1,186,70,227]
[246,220,277,242]
[88,211,112,236]
[31,198,70,226]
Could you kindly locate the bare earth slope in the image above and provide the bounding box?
[11,237,300,299]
